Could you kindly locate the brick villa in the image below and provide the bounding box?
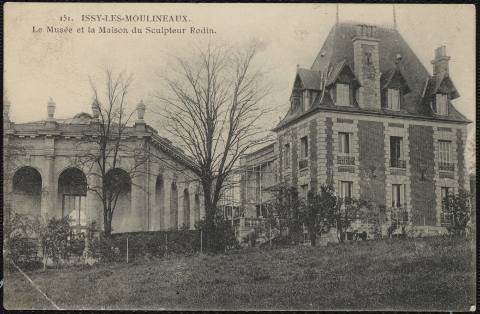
[238,22,471,237]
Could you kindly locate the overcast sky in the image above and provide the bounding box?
[4,3,475,139]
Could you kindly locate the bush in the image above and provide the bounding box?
[195,216,239,252]
[91,236,121,263]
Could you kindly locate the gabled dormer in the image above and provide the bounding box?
[381,55,411,111]
[290,68,322,113]
[423,46,460,116]
[325,60,361,107]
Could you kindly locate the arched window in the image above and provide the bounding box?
[58,167,87,227]
[12,167,42,217]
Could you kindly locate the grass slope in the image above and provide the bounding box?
[4,236,476,311]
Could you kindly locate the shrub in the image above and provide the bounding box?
[195,216,238,252]
[91,236,121,263]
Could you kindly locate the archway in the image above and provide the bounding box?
[12,166,42,217]
[155,175,165,230]
[194,194,201,224]
[183,188,190,228]
[106,168,131,233]
[170,182,178,230]
[58,167,87,227]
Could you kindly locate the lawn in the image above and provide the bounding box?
[4,236,476,311]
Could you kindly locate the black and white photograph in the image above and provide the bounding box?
[3,2,476,311]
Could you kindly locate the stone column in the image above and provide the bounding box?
[177,180,186,229]
[163,177,172,230]
[190,187,196,229]
[131,169,146,232]
[148,171,159,231]
[42,155,57,218]
[87,170,103,230]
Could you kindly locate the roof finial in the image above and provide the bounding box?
[336,3,339,25]
[393,4,397,30]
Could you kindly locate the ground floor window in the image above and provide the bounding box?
[63,194,87,226]
[441,187,454,225]
[391,184,405,208]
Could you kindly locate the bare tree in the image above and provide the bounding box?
[72,69,143,237]
[155,42,272,250]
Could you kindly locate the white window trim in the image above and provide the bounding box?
[387,88,400,111]
[336,83,351,107]
[338,132,352,156]
[435,94,448,116]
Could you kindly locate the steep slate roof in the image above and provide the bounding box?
[296,68,322,90]
[274,22,470,131]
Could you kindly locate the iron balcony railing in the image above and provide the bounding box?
[390,159,406,168]
[440,211,453,226]
[337,155,355,165]
[299,159,308,170]
[391,207,409,225]
[439,162,454,172]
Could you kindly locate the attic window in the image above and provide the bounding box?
[387,88,400,111]
[336,83,351,107]
[433,93,448,115]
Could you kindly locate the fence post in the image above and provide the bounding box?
[165,233,168,252]
[200,230,203,254]
[269,223,272,247]
[126,237,129,264]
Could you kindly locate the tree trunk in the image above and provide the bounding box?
[103,210,112,238]
[310,229,316,247]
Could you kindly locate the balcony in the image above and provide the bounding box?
[390,208,408,225]
[439,162,454,172]
[337,155,355,165]
[390,159,406,169]
[299,159,308,170]
[440,211,453,226]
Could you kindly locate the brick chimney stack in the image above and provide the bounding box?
[352,24,381,110]
[431,45,450,76]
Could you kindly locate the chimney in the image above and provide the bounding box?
[47,97,56,120]
[431,45,450,76]
[352,24,381,110]
[91,100,100,119]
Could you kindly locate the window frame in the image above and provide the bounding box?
[339,181,353,200]
[300,136,308,159]
[391,184,405,208]
[62,194,87,226]
[338,132,352,155]
[336,83,351,107]
[438,140,452,164]
[434,93,448,116]
[390,136,404,167]
[284,143,291,169]
[387,88,400,111]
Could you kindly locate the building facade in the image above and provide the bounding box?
[3,99,205,234]
[240,22,470,236]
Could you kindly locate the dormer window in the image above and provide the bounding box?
[433,93,448,115]
[387,88,400,111]
[336,83,351,107]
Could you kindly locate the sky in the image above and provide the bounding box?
[4,3,476,141]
